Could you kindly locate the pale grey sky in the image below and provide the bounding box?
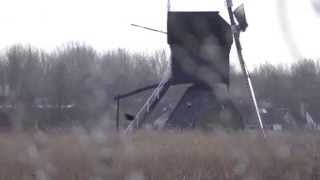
[0,0,319,68]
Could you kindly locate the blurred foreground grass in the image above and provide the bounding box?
[0,130,319,180]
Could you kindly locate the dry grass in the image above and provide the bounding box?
[0,129,319,180]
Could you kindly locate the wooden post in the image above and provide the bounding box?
[116,98,120,132]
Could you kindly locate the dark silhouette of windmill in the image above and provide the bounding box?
[114,3,257,132]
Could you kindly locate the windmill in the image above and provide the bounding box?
[115,0,264,135]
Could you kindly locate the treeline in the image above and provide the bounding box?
[0,44,168,129]
[0,43,319,129]
[251,59,320,123]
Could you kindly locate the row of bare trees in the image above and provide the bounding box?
[251,59,320,122]
[0,43,319,129]
[0,44,168,129]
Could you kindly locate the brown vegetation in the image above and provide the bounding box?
[0,130,319,180]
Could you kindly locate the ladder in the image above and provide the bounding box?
[125,71,171,132]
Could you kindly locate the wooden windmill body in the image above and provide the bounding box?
[115,10,247,132]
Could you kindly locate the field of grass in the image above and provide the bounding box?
[0,129,319,180]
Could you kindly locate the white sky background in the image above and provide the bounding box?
[0,0,320,69]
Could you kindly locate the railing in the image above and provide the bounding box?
[125,71,171,132]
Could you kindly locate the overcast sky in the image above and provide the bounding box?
[0,0,319,68]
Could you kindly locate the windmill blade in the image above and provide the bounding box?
[225,0,266,137]
[233,4,248,31]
